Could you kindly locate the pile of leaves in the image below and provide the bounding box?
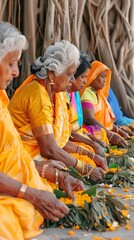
[106,139,134,169]
[44,186,129,231]
[103,166,134,187]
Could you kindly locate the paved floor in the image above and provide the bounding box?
[33,187,134,240]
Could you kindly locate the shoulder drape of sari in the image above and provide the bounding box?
[9,75,70,159]
[80,61,115,130]
[0,90,53,240]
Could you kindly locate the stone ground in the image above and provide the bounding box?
[33,187,134,240]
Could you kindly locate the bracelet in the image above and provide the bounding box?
[75,159,83,172]
[55,168,59,189]
[87,166,94,179]
[109,132,113,141]
[17,184,27,198]
[41,164,49,178]
[92,152,95,160]
[76,146,83,155]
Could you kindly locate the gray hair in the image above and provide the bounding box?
[30,40,80,79]
[0,21,28,60]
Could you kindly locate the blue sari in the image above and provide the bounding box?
[108,88,134,126]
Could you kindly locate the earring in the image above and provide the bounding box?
[49,79,55,85]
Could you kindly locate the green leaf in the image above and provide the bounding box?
[54,189,67,199]
[103,148,108,153]
[109,163,119,169]
[82,185,97,196]
[110,145,117,150]
[62,166,90,185]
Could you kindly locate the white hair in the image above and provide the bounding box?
[31,40,80,79]
[0,21,28,60]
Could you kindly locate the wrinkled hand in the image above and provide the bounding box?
[120,127,134,137]
[93,154,108,171]
[129,125,134,132]
[93,142,106,159]
[80,164,105,182]
[110,132,127,148]
[59,172,85,197]
[34,160,66,176]
[89,167,105,182]
[47,159,66,170]
[25,188,69,222]
[118,128,129,139]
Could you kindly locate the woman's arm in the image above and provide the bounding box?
[0,172,69,221]
[36,133,77,167]
[83,107,107,130]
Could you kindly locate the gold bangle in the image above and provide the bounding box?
[17,184,27,198]
[87,167,94,178]
[109,132,113,141]
[55,168,59,189]
[41,164,49,178]
[75,159,83,171]
[92,152,95,160]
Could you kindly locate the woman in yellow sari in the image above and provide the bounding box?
[80,61,128,147]
[0,22,86,240]
[9,42,105,181]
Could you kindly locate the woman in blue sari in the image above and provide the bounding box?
[108,88,134,133]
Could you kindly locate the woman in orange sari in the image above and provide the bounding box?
[0,22,86,240]
[80,60,128,147]
[9,42,105,181]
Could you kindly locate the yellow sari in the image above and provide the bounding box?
[80,61,115,131]
[0,90,53,240]
[9,75,70,160]
[9,75,96,167]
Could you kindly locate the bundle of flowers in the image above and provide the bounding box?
[102,164,134,187]
[44,186,129,231]
[106,139,134,169]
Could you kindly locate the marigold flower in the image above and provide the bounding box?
[73,225,80,230]
[108,188,115,194]
[125,224,131,230]
[68,230,75,236]
[121,210,129,218]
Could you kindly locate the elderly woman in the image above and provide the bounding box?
[80,60,128,147]
[9,42,105,181]
[0,22,87,240]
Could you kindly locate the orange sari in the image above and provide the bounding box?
[80,61,115,130]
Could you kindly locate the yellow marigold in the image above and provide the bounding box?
[104,184,109,188]
[73,225,80,230]
[59,225,64,228]
[121,210,129,218]
[123,189,129,192]
[125,224,131,230]
[108,188,115,194]
[107,222,112,227]
[60,191,92,208]
[110,149,127,155]
[94,222,98,227]
[110,238,121,240]
[104,212,108,216]
[107,168,118,173]
[125,186,130,189]
[117,193,123,197]
[124,204,129,209]
[68,231,75,236]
